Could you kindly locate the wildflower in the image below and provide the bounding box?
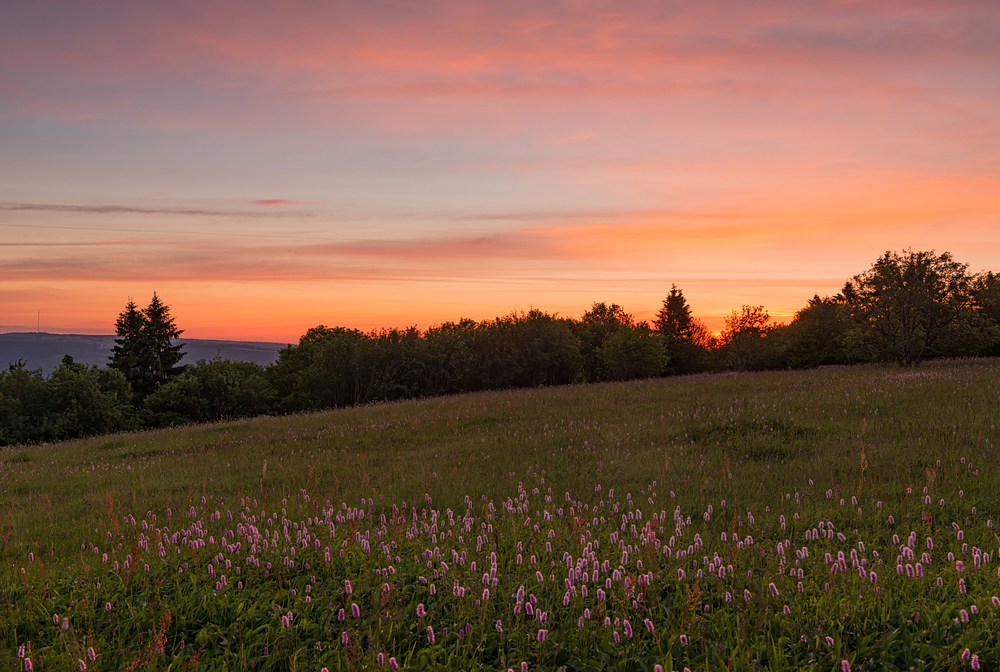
[496,620,503,633]
[613,631,620,644]
[345,579,353,595]
[680,634,688,646]
[87,648,96,662]
[842,662,850,672]
[644,618,654,633]
[655,667,663,672]
[783,605,791,615]
[960,609,969,623]
[962,649,971,661]
[522,664,528,672]
[416,603,426,618]
[389,658,399,670]
[378,653,385,666]
[624,620,633,638]
[826,636,835,647]
[427,626,435,644]
[351,603,360,618]
[78,660,86,671]
[25,660,33,672]
[338,608,345,621]
[972,654,981,670]
[537,629,547,642]
[769,583,779,597]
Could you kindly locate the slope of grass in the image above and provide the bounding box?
[2,360,999,670]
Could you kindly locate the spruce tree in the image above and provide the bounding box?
[143,292,186,389]
[654,285,695,341]
[109,294,186,398]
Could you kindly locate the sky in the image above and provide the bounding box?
[2,0,999,342]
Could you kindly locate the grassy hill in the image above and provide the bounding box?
[1,360,999,670]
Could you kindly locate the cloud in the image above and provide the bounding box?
[0,202,306,218]
[3,0,998,132]
[252,199,317,207]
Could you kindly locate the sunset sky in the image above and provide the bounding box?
[2,1,999,342]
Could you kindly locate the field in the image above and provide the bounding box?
[2,360,999,671]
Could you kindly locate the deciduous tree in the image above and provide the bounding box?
[842,249,976,366]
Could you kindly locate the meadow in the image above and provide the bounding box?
[1,360,999,671]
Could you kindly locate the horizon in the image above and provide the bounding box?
[3,2,998,342]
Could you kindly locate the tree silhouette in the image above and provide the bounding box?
[842,249,976,366]
[654,285,710,374]
[109,293,186,398]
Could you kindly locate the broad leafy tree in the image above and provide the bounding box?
[719,305,780,371]
[786,295,852,368]
[842,249,976,367]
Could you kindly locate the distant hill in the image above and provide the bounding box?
[0,332,289,376]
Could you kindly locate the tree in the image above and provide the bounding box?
[719,305,780,371]
[654,285,710,374]
[109,293,186,398]
[575,303,635,382]
[842,249,976,367]
[786,295,851,368]
[144,358,274,426]
[599,323,667,381]
[654,285,695,341]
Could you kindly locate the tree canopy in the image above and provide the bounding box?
[842,249,977,367]
[4,249,1000,446]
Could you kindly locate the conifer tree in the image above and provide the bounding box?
[654,285,695,341]
[109,293,186,398]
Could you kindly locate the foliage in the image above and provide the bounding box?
[785,295,852,369]
[109,294,186,399]
[718,305,785,371]
[2,250,998,447]
[0,357,136,444]
[842,249,978,367]
[144,358,275,426]
[654,285,711,374]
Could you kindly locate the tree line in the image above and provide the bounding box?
[2,249,999,446]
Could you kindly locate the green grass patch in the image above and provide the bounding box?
[1,360,999,670]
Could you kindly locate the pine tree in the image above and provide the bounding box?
[654,285,695,341]
[654,285,710,374]
[109,294,186,398]
[143,292,186,388]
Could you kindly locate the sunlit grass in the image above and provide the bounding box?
[1,360,999,670]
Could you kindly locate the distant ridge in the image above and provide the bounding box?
[0,332,289,376]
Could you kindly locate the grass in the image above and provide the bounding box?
[1,360,999,670]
